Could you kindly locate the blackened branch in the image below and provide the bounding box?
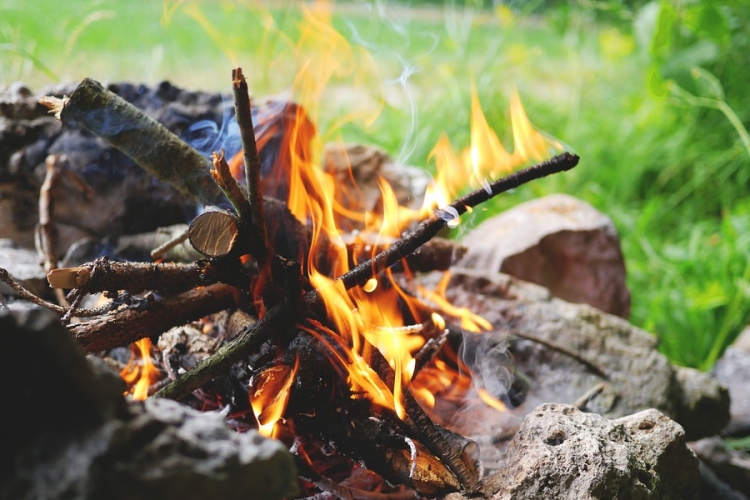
[339,152,579,290]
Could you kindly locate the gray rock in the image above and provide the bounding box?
[692,437,750,497]
[0,240,47,296]
[484,403,699,499]
[425,269,728,441]
[0,306,297,500]
[459,194,630,318]
[714,347,750,437]
[698,460,749,500]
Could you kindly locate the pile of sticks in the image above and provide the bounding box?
[2,68,578,496]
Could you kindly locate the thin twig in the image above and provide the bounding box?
[572,382,607,410]
[210,151,253,224]
[36,154,68,306]
[232,67,270,264]
[0,267,108,317]
[150,227,189,261]
[339,153,579,290]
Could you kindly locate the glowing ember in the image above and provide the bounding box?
[120,338,160,400]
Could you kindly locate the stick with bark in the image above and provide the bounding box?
[70,283,241,352]
[47,257,205,295]
[154,153,579,401]
[232,67,270,265]
[40,79,225,207]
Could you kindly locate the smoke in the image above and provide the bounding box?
[182,99,241,161]
[460,331,514,403]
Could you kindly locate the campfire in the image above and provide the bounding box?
[18,64,576,496]
[0,5,593,497]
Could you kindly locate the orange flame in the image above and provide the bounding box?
[250,355,300,438]
[175,0,565,422]
[120,338,161,400]
[420,86,564,221]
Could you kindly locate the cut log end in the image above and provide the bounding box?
[189,211,240,258]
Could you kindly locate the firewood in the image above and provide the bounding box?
[275,335,461,496]
[70,283,241,353]
[232,68,271,266]
[209,151,253,226]
[340,153,579,291]
[40,79,226,207]
[154,153,580,404]
[189,211,241,259]
[47,258,204,295]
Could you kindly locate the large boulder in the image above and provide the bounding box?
[459,194,630,318]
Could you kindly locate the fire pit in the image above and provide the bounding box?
[0,10,730,495]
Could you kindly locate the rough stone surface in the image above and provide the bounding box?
[0,239,49,296]
[459,194,631,318]
[483,403,699,499]
[425,269,729,442]
[0,305,298,500]
[714,346,750,437]
[692,437,750,497]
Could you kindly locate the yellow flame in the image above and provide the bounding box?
[250,356,299,438]
[120,338,160,401]
[421,85,564,218]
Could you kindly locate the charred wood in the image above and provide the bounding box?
[70,283,240,352]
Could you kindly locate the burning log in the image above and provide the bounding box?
[260,334,462,496]
[152,152,579,401]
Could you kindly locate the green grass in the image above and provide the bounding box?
[2,0,749,370]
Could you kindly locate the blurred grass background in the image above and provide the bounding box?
[1,0,749,371]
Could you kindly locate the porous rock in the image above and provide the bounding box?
[459,194,630,318]
[425,269,729,441]
[0,305,297,500]
[483,403,699,499]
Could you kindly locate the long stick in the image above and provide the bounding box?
[154,153,579,400]
[340,152,579,289]
[41,78,225,207]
